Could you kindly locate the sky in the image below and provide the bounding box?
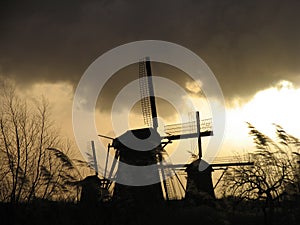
[1,0,300,165]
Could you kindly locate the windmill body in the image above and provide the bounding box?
[112,127,165,203]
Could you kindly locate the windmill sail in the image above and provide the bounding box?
[91,140,99,175]
[139,59,152,127]
[164,118,212,136]
[139,57,158,130]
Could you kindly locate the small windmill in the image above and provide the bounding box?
[98,57,214,202]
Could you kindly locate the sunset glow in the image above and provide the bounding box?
[14,78,300,162]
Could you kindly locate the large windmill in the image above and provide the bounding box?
[99,57,214,202]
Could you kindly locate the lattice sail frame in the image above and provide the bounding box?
[139,59,152,127]
[164,118,212,136]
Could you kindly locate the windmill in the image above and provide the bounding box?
[98,57,214,203]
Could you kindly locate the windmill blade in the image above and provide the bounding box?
[139,59,152,127]
[139,57,158,130]
[164,118,213,136]
[164,112,213,159]
[91,140,99,175]
[159,148,186,200]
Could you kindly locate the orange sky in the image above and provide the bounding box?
[17,78,300,167]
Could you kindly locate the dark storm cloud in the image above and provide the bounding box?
[1,0,300,103]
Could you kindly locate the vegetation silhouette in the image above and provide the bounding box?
[0,80,81,203]
[221,123,300,225]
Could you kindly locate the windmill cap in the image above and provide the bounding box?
[113,127,161,151]
[185,159,212,172]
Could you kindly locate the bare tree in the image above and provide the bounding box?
[0,79,81,203]
[222,123,300,225]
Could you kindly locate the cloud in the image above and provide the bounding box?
[185,79,203,94]
[0,0,299,104]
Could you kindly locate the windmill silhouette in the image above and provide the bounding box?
[97,57,216,202]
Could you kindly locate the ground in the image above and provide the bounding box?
[0,199,299,225]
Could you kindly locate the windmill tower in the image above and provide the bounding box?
[100,57,213,203]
